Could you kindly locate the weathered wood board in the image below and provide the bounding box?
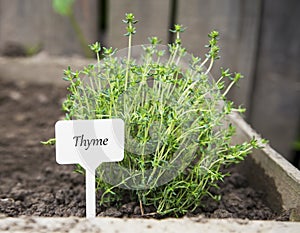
[177,0,261,111]
[106,0,170,49]
[249,0,300,160]
[230,112,300,215]
[0,0,98,55]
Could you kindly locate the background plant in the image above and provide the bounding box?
[52,0,92,57]
[50,13,264,216]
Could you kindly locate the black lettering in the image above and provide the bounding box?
[73,135,80,146]
[73,135,109,150]
[103,138,108,145]
[94,138,102,146]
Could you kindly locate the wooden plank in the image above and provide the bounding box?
[74,0,99,44]
[249,0,300,160]
[0,56,95,85]
[0,0,99,56]
[230,112,300,214]
[177,0,261,110]
[107,0,170,50]
[44,0,99,55]
[0,0,44,50]
[1,217,300,232]
[41,0,83,55]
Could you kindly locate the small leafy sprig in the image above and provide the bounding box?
[123,13,138,36]
[123,13,138,90]
[48,13,265,217]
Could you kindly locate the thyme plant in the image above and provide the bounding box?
[48,13,265,216]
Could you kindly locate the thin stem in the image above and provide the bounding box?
[69,12,93,58]
[204,58,214,75]
[124,25,132,91]
[222,81,235,97]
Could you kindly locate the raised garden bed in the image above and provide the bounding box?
[0,56,299,231]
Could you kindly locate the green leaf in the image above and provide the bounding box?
[52,0,75,16]
[41,138,56,145]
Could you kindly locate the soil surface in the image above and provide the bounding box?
[0,78,289,220]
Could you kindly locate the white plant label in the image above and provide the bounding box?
[55,119,124,218]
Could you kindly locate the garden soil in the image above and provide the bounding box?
[0,78,289,220]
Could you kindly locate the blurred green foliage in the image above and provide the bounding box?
[52,0,75,16]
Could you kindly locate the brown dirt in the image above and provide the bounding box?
[0,78,289,220]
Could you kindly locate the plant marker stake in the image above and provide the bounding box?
[55,119,124,218]
[85,167,95,218]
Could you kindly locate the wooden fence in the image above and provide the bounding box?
[0,0,299,162]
